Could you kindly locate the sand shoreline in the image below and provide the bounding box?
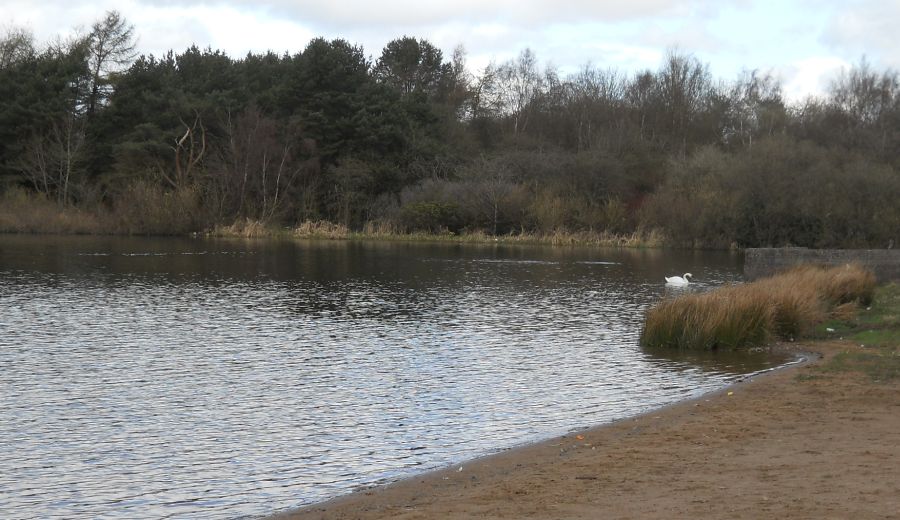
[277,348,813,510]
[269,342,900,519]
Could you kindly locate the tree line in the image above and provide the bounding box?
[1,11,898,247]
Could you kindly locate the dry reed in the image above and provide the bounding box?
[350,225,665,248]
[211,218,274,238]
[641,264,876,350]
[0,188,106,234]
[293,220,350,239]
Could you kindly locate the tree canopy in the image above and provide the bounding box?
[1,12,899,248]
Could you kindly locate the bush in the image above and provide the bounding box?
[640,138,900,248]
[112,181,207,235]
[399,201,462,233]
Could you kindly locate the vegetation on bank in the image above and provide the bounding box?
[211,217,665,247]
[810,282,900,382]
[2,12,900,247]
[0,187,666,246]
[641,265,876,350]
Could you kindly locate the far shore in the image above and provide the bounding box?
[272,341,900,519]
[0,202,680,250]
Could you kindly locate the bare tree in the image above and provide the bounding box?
[462,156,522,234]
[19,115,86,205]
[830,57,899,155]
[211,106,309,221]
[0,25,34,69]
[470,63,502,121]
[626,70,658,143]
[476,49,543,136]
[495,48,542,136]
[447,44,473,120]
[657,50,713,157]
[727,70,785,150]
[15,37,89,205]
[568,65,627,150]
[831,57,897,124]
[162,112,206,190]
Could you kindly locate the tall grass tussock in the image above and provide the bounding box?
[293,220,350,240]
[641,264,876,350]
[212,218,275,238]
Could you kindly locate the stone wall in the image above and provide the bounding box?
[744,248,900,282]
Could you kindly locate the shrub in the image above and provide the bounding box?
[112,181,206,235]
[399,201,462,233]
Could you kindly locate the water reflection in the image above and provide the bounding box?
[0,235,778,519]
[641,346,792,376]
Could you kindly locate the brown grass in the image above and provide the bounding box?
[641,264,877,350]
[0,190,666,249]
[293,220,350,239]
[0,188,106,234]
[524,229,666,248]
[349,223,666,248]
[212,218,274,238]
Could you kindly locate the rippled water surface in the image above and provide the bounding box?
[0,236,789,519]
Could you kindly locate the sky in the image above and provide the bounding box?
[3,0,899,101]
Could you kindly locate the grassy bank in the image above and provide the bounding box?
[641,264,877,350]
[806,282,900,382]
[204,218,668,248]
[0,188,666,248]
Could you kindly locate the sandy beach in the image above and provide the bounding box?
[274,341,900,519]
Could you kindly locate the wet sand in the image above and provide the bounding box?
[274,342,900,519]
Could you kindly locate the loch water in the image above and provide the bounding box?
[0,235,790,519]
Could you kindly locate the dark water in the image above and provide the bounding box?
[0,235,789,519]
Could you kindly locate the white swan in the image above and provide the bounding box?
[665,273,693,285]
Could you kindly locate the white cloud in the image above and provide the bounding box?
[1,0,894,101]
[779,56,849,101]
[544,39,663,75]
[590,44,662,70]
[0,0,316,57]
[823,0,900,69]
[638,20,725,54]
[206,0,738,29]
[145,5,314,57]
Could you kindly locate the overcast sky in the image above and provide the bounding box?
[3,0,898,101]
